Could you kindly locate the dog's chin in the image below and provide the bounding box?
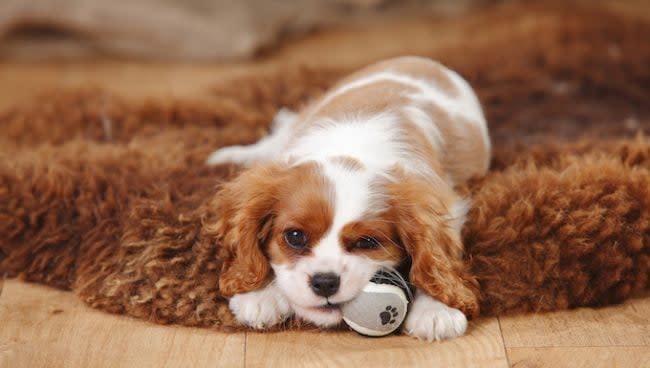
[292,303,344,327]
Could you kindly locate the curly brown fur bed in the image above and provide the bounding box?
[1,3,649,331]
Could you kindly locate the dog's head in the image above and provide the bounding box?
[206,160,479,327]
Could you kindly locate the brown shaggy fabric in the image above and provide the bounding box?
[1,3,649,330]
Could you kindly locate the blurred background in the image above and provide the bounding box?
[0,0,496,61]
[0,0,648,110]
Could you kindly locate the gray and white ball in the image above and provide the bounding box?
[342,282,409,337]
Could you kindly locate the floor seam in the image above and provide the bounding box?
[0,273,5,300]
[243,332,248,368]
[506,344,650,349]
[497,317,512,368]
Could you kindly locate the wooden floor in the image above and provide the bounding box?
[1,280,648,368]
[2,2,650,367]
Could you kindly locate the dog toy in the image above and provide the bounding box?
[341,269,412,337]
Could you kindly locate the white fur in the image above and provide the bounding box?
[228,281,292,329]
[403,290,468,342]
[449,199,471,236]
[207,58,487,339]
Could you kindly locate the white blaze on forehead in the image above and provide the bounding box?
[326,163,374,229]
[309,163,374,271]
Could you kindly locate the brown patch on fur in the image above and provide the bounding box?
[421,102,490,183]
[207,161,334,293]
[399,117,445,174]
[329,155,365,171]
[301,80,416,125]
[346,56,460,97]
[0,3,649,332]
[268,163,335,266]
[340,216,405,264]
[205,163,285,297]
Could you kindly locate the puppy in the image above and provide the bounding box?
[206,56,490,341]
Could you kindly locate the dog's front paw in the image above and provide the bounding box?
[403,290,467,342]
[229,284,292,329]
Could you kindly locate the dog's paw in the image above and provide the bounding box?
[229,284,292,329]
[403,290,467,342]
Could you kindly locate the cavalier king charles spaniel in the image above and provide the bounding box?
[206,56,490,341]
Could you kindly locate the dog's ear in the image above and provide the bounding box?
[388,171,480,318]
[204,163,284,297]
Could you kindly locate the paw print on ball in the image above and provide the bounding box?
[380,305,399,325]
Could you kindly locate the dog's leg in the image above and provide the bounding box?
[403,290,468,341]
[207,108,297,166]
[229,280,293,329]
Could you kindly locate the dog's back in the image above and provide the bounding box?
[292,56,491,184]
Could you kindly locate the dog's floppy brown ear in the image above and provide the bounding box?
[205,163,284,297]
[389,172,480,318]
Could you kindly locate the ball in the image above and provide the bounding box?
[342,270,411,337]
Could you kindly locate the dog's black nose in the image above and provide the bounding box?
[310,272,340,297]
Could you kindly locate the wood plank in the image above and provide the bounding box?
[0,280,245,368]
[507,347,650,368]
[245,318,509,368]
[499,296,650,348]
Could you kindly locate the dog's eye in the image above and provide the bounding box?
[284,229,308,249]
[353,236,380,250]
